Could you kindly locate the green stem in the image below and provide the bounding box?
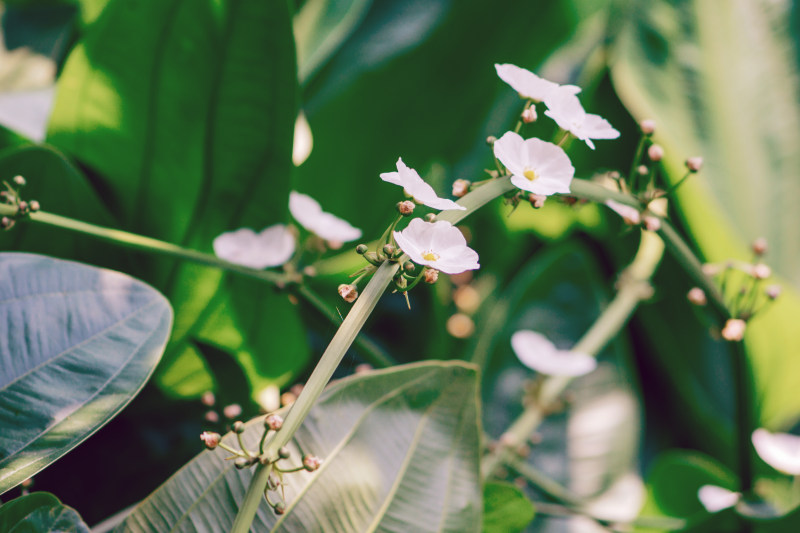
[482,230,664,478]
[230,462,272,533]
[0,204,394,368]
[732,339,754,493]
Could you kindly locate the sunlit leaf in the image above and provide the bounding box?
[482,482,535,533]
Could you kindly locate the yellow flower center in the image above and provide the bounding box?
[422,250,440,261]
[523,167,538,181]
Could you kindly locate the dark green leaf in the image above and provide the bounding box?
[482,482,535,533]
[0,492,89,533]
[0,253,172,494]
[120,361,482,532]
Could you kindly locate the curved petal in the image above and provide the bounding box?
[511,330,597,376]
[698,485,739,513]
[752,428,800,475]
[493,131,526,177]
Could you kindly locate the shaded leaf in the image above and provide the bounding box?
[0,492,90,533]
[120,361,482,532]
[0,253,172,494]
[482,482,535,533]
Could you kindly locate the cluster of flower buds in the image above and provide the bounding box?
[199,410,324,516]
[689,238,781,342]
[1,175,40,230]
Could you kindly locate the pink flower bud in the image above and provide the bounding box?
[765,284,781,300]
[265,414,284,431]
[303,455,323,472]
[397,200,415,216]
[200,431,222,450]
[424,268,439,284]
[521,107,537,123]
[452,179,470,198]
[446,313,475,338]
[686,157,703,172]
[721,318,746,342]
[223,403,242,419]
[752,237,768,256]
[687,287,707,306]
[643,216,661,232]
[528,193,546,209]
[637,165,649,175]
[338,284,358,303]
[28,200,40,212]
[751,263,771,280]
[204,410,219,423]
[647,144,664,162]
[640,120,656,135]
[12,175,25,187]
[201,391,216,407]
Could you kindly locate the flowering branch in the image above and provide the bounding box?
[481,229,665,478]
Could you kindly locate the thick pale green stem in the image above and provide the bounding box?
[230,462,272,533]
[482,230,665,478]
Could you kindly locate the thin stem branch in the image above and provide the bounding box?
[482,230,665,478]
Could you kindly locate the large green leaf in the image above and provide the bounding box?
[482,482,535,533]
[120,361,482,532]
[0,492,89,533]
[0,253,172,494]
[611,0,800,428]
[46,0,307,399]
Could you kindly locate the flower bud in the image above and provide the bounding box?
[204,410,219,423]
[765,284,781,300]
[686,157,703,172]
[200,431,221,450]
[274,502,286,515]
[17,201,28,215]
[234,457,253,469]
[267,475,280,491]
[702,263,721,276]
[752,238,767,256]
[382,243,395,256]
[486,135,497,146]
[521,107,537,123]
[424,268,439,284]
[528,193,546,209]
[338,283,358,303]
[721,318,746,342]
[303,455,323,472]
[28,200,40,212]
[687,287,707,306]
[356,244,368,255]
[201,390,215,407]
[303,265,317,277]
[12,175,25,187]
[446,313,475,339]
[751,263,771,280]
[223,403,242,419]
[278,447,290,459]
[643,216,661,232]
[647,144,664,162]
[233,421,245,434]
[608,170,621,180]
[355,363,372,374]
[403,261,415,273]
[452,179,470,198]
[640,119,656,135]
[424,213,436,223]
[637,165,648,176]
[265,413,284,431]
[397,200,415,216]
[280,391,296,406]
[1,216,12,230]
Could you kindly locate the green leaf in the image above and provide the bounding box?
[294,0,373,83]
[0,253,172,494]
[120,361,482,532]
[0,492,89,533]
[482,482,535,533]
[46,0,307,399]
[611,0,800,428]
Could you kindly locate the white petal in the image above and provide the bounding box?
[752,428,800,475]
[493,131,526,177]
[606,201,641,224]
[496,134,573,196]
[583,113,620,140]
[289,191,362,242]
[495,63,562,102]
[394,219,479,274]
[511,330,597,376]
[292,112,313,166]
[698,485,740,513]
[381,158,465,211]
[213,224,295,269]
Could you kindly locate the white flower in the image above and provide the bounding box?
[495,63,580,102]
[751,428,800,475]
[510,330,596,376]
[544,90,620,149]
[213,224,295,269]
[289,192,362,243]
[492,131,574,195]
[698,485,740,513]
[393,218,479,275]
[380,158,465,211]
[605,200,641,225]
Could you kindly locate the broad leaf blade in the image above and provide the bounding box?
[0,492,90,533]
[120,361,482,532]
[611,0,800,428]
[482,482,535,533]
[0,253,172,494]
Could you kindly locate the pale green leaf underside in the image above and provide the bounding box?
[119,361,482,533]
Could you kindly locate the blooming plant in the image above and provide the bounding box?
[1,3,800,533]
